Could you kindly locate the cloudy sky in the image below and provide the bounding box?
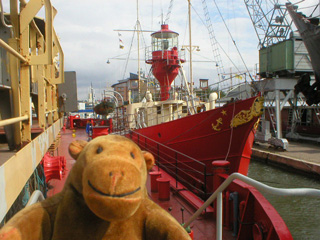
[50,0,261,100]
[5,0,319,100]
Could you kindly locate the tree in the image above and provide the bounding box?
[94,101,115,115]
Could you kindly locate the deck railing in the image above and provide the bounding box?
[184,172,320,240]
[112,100,207,131]
[128,130,209,198]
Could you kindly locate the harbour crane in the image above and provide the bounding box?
[244,0,293,48]
[244,0,320,147]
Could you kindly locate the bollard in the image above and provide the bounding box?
[212,160,230,213]
[212,160,230,192]
[149,171,161,192]
[157,178,170,201]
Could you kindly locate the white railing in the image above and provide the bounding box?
[26,190,45,207]
[184,172,320,240]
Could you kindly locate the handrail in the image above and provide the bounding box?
[0,39,28,63]
[184,172,320,240]
[26,190,45,206]
[0,115,29,127]
[123,101,204,129]
[45,109,57,115]
[131,130,205,166]
[129,130,208,196]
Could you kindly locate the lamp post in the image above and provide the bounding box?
[181,45,200,96]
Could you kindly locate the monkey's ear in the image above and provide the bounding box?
[69,140,87,160]
[142,151,155,171]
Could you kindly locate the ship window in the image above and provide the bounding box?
[157,106,161,114]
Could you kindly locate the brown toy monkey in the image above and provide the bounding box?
[0,135,191,240]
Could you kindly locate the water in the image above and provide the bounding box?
[248,160,320,240]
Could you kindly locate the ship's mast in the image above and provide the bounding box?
[114,0,153,103]
[137,0,141,101]
[188,0,193,96]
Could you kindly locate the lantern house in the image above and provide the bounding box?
[146,24,185,101]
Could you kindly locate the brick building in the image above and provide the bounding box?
[111,73,152,104]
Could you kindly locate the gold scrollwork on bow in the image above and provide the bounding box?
[230,96,264,128]
[212,117,223,131]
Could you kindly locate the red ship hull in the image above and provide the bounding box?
[127,95,262,198]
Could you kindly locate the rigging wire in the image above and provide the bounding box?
[138,21,152,77]
[308,3,319,19]
[292,0,305,5]
[119,19,150,81]
[151,0,153,30]
[190,3,241,76]
[224,100,236,161]
[200,0,226,95]
[122,29,136,80]
[298,3,319,11]
[307,14,320,18]
[308,0,319,17]
[109,51,136,60]
[211,0,255,83]
[165,0,175,24]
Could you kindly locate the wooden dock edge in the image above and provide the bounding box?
[252,148,320,177]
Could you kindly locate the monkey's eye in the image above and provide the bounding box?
[130,152,135,159]
[97,146,103,154]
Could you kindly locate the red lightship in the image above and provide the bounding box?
[126,24,264,198]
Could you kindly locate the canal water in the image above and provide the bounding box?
[248,159,320,240]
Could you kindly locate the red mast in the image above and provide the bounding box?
[146,24,185,101]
